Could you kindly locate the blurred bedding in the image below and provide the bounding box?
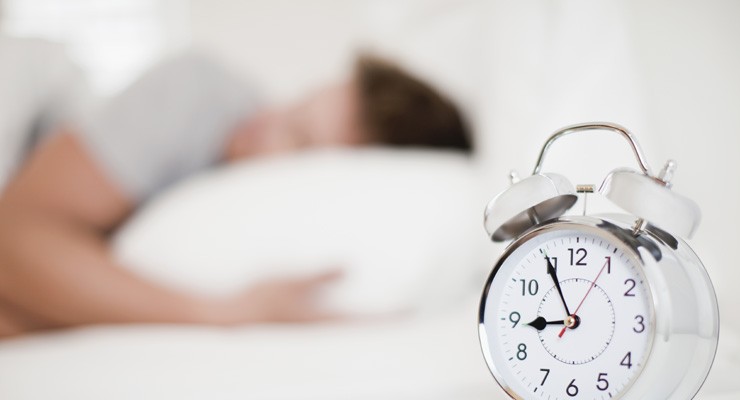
[0,148,735,399]
[0,149,503,399]
[1,149,738,400]
[113,148,493,315]
[0,298,498,400]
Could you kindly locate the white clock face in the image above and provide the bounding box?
[480,227,654,400]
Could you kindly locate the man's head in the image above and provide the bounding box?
[224,55,472,160]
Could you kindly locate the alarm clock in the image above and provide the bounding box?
[478,122,719,399]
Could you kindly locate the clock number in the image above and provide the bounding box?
[516,343,527,361]
[621,352,633,369]
[509,311,521,328]
[539,368,550,386]
[519,279,539,296]
[546,256,558,271]
[597,373,610,391]
[624,279,637,297]
[605,256,611,273]
[634,315,645,333]
[568,248,587,266]
[566,379,579,397]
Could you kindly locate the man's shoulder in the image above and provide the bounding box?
[147,50,242,87]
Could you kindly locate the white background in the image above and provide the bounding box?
[3,0,737,340]
[1,1,738,397]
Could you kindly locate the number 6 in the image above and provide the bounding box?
[567,379,579,397]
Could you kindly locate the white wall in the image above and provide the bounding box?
[626,1,740,330]
[189,0,361,103]
[1,0,190,94]
[188,0,489,109]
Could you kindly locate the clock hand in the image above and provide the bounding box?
[543,251,572,316]
[559,257,611,338]
[526,316,566,331]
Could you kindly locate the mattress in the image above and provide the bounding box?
[0,296,737,399]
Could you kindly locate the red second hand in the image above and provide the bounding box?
[559,258,611,338]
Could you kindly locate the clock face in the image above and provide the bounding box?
[480,227,654,400]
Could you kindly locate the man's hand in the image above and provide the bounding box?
[0,133,343,335]
[0,132,345,335]
[205,270,344,325]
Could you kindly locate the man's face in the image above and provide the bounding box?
[224,81,366,161]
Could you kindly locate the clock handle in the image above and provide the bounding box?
[532,122,655,178]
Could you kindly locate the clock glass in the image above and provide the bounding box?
[480,227,654,399]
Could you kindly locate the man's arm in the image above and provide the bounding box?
[0,133,337,335]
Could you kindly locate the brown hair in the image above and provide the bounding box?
[355,55,472,153]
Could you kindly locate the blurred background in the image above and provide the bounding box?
[0,1,739,399]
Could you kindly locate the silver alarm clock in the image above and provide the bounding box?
[478,122,719,399]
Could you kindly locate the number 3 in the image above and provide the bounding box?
[634,315,645,333]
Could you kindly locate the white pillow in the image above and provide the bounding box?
[113,148,492,315]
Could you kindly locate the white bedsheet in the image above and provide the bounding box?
[0,295,738,399]
[0,297,497,400]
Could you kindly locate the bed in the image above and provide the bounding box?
[0,150,738,399]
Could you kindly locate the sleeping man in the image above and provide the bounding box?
[0,52,471,337]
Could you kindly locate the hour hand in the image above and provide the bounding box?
[526,316,565,331]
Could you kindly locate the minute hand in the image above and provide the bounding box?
[545,255,572,316]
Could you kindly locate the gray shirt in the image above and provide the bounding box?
[0,35,90,190]
[80,52,257,201]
